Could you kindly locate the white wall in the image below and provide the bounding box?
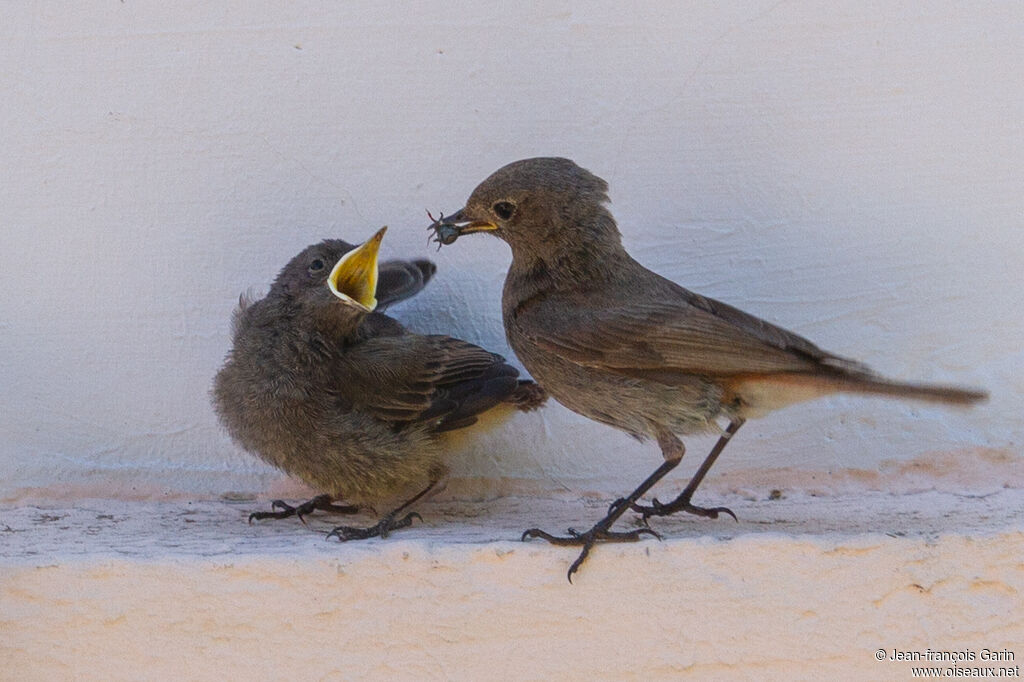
[2,1,1020,501]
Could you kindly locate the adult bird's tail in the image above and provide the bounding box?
[727,371,987,416]
[821,375,987,405]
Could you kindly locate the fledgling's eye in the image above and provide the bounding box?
[492,201,516,221]
[309,258,325,273]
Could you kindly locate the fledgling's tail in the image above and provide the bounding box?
[508,380,548,411]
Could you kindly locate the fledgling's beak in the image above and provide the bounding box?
[327,226,386,311]
[430,208,498,245]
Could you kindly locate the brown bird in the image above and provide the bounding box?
[431,157,987,580]
[212,227,546,540]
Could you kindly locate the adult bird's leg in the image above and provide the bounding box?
[522,427,686,582]
[248,494,360,524]
[632,418,746,522]
[326,479,439,542]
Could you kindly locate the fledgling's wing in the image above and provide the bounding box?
[376,259,437,308]
[337,334,538,431]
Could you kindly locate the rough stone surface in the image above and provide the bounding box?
[3,486,1022,680]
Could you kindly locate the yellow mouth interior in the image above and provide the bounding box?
[462,220,498,234]
[327,226,386,311]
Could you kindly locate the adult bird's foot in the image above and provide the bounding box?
[248,494,360,524]
[522,523,661,583]
[326,512,423,542]
[631,496,738,523]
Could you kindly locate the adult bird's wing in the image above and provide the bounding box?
[513,289,872,383]
[337,334,524,431]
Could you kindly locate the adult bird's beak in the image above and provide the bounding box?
[430,208,498,245]
[328,227,386,311]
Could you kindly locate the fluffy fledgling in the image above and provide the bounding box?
[433,157,986,579]
[213,228,545,539]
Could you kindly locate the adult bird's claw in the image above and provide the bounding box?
[522,524,661,582]
[631,497,737,523]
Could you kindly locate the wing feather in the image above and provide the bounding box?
[515,292,872,381]
[338,334,524,429]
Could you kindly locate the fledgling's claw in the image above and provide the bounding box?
[248,499,300,524]
[248,494,359,525]
[327,511,422,542]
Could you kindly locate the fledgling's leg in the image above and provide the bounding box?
[326,479,442,542]
[521,426,686,582]
[248,494,360,524]
[632,418,745,521]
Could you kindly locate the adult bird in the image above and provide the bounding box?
[431,157,986,580]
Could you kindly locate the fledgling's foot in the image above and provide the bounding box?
[248,494,360,524]
[326,511,423,542]
[522,520,660,583]
[631,496,737,524]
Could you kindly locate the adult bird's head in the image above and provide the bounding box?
[268,227,386,329]
[432,158,622,264]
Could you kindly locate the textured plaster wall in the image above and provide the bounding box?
[1,1,1021,502]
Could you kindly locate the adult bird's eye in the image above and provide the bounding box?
[309,258,325,272]
[492,201,516,220]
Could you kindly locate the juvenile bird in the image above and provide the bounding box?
[213,227,546,539]
[432,157,986,580]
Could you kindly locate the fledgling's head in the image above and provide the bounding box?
[267,227,386,325]
[433,158,621,259]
